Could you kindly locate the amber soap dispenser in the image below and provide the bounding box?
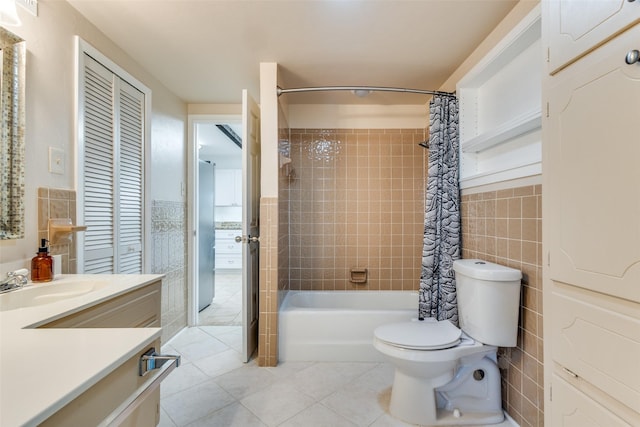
[31,238,54,282]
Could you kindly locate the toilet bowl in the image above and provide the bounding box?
[373,259,521,426]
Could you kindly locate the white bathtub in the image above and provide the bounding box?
[278,290,418,362]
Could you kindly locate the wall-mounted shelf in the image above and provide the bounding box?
[457,4,541,187]
[461,108,541,153]
[49,218,87,244]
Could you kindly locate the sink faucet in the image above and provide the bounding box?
[0,269,29,293]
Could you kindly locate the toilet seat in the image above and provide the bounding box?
[374,319,462,350]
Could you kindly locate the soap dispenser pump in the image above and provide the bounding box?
[31,238,54,282]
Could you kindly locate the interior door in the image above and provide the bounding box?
[241,90,260,362]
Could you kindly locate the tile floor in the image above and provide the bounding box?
[159,326,518,427]
[198,270,242,326]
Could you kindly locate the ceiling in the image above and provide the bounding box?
[197,122,243,159]
[66,0,519,106]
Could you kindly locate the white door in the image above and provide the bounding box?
[241,90,260,362]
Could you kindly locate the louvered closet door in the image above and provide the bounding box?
[83,56,116,273]
[81,55,144,274]
[117,80,144,273]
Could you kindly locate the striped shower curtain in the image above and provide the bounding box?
[418,94,461,324]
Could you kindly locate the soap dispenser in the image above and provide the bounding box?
[31,239,54,282]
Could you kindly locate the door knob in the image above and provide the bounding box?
[235,235,260,243]
[625,49,640,64]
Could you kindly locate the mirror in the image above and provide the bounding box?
[0,27,25,240]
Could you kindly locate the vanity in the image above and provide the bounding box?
[0,274,174,426]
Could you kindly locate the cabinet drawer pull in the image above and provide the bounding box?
[562,367,578,378]
[139,347,181,376]
[625,49,640,64]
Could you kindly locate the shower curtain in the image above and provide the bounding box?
[419,94,461,324]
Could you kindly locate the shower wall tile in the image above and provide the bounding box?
[461,184,543,427]
[286,128,426,292]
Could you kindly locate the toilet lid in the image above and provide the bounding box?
[374,319,462,350]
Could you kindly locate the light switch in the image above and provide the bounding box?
[49,147,65,175]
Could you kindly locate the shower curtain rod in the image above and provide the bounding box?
[276,85,456,97]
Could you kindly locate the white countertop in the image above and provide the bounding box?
[0,274,164,427]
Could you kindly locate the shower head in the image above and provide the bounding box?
[418,141,428,148]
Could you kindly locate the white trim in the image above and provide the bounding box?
[74,36,152,273]
[459,161,541,190]
[187,113,242,326]
[460,174,541,195]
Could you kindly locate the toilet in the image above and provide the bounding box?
[373,259,521,426]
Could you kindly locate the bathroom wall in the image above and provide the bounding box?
[286,128,425,291]
[460,183,543,427]
[0,1,188,342]
[151,200,188,342]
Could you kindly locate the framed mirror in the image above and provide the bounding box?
[0,27,25,240]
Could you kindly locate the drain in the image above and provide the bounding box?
[473,369,485,381]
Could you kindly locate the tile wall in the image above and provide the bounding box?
[151,200,188,343]
[258,197,279,366]
[286,128,426,292]
[460,185,543,427]
[37,187,78,274]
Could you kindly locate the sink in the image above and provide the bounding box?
[0,280,109,311]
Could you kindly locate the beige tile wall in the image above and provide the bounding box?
[258,197,279,366]
[37,187,78,274]
[460,185,543,427]
[286,128,426,291]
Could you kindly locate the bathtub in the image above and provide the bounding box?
[278,290,418,362]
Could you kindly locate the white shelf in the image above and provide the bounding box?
[457,4,542,187]
[461,108,541,153]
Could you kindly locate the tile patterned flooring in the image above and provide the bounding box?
[198,270,242,326]
[159,326,517,427]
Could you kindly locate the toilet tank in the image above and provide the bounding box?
[452,259,522,347]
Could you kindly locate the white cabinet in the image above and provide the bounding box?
[216,229,242,269]
[543,2,640,425]
[545,0,640,74]
[546,23,640,304]
[215,169,242,206]
[42,281,161,328]
[39,281,172,427]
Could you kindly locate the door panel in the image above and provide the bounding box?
[551,374,631,427]
[547,24,640,303]
[551,288,640,410]
[546,0,640,73]
[241,90,261,362]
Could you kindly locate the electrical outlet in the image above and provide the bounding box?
[16,0,38,17]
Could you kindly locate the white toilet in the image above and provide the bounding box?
[373,259,521,426]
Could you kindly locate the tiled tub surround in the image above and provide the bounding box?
[151,200,188,343]
[286,128,426,292]
[460,185,543,427]
[37,188,78,274]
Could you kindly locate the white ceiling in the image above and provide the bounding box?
[66,0,519,106]
[197,122,242,160]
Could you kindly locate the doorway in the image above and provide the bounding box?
[188,115,243,327]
